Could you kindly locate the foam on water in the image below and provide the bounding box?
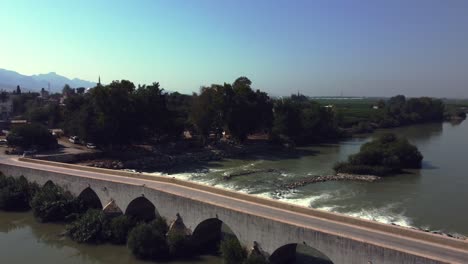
[148,170,416,230]
[276,192,333,208]
[340,207,413,228]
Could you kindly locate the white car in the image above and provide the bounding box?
[86,143,97,149]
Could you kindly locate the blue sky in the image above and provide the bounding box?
[1,0,467,97]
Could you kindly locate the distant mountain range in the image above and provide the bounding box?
[0,68,96,93]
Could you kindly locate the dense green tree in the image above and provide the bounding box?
[104,215,136,244]
[226,77,273,141]
[30,183,79,222]
[334,133,423,176]
[12,93,40,115]
[190,77,273,142]
[7,123,57,149]
[76,87,86,94]
[62,84,75,97]
[219,238,248,264]
[0,175,38,211]
[67,209,108,243]
[243,254,269,264]
[167,230,193,258]
[379,96,445,127]
[190,85,227,141]
[134,82,175,139]
[127,222,170,260]
[272,98,340,144]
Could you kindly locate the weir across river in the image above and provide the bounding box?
[0,157,467,264]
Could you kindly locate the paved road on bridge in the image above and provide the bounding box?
[1,157,467,263]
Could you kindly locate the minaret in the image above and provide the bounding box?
[98,75,101,86]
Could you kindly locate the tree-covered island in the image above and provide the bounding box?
[334,133,423,176]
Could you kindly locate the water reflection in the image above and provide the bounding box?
[0,211,222,264]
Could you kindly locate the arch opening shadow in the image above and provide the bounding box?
[191,218,240,255]
[43,180,55,189]
[78,187,103,210]
[270,243,334,264]
[124,196,157,222]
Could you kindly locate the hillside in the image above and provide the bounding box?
[0,68,96,92]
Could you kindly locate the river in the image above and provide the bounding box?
[0,121,467,263]
[0,211,223,263]
[162,120,468,237]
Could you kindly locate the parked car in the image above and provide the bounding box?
[86,143,97,149]
[0,139,7,145]
[69,136,80,144]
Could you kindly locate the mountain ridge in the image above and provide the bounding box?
[0,68,96,93]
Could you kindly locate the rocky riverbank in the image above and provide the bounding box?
[282,173,381,189]
[79,141,284,172]
[82,149,225,171]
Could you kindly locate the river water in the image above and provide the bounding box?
[0,121,467,263]
[163,120,468,236]
[0,211,222,263]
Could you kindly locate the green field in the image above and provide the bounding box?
[313,98,384,127]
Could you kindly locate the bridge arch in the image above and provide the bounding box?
[269,243,334,264]
[43,180,55,188]
[77,187,103,210]
[191,218,243,254]
[125,196,158,221]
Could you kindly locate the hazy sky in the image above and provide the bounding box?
[1,0,467,97]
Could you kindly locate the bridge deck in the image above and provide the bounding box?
[1,157,467,263]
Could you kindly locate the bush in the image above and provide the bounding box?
[243,254,269,264]
[220,238,247,264]
[0,175,38,211]
[104,215,136,244]
[31,183,80,222]
[6,123,57,150]
[67,209,107,243]
[334,133,423,176]
[150,216,169,235]
[167,231,193,258]
[127,222,169,260]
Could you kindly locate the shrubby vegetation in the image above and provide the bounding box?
[334,133,423,176]
[220,238,248,264]
[30,182,81,222]
[243,254,270,264]
[62,81,184,145]
[167,230,193,258]
[378,95,445,128]
[190,77,273,142]
[127,221,170,261]
[67,209,108,243]
[1,176,266,262]
[12,75,461,149]
[104,214,137,244]
[272,96,342,144]
[6,123,57,150]
[0,174,38,211]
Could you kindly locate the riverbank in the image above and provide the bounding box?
[75,141,288,172]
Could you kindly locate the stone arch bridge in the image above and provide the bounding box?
[0,158,467,264]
